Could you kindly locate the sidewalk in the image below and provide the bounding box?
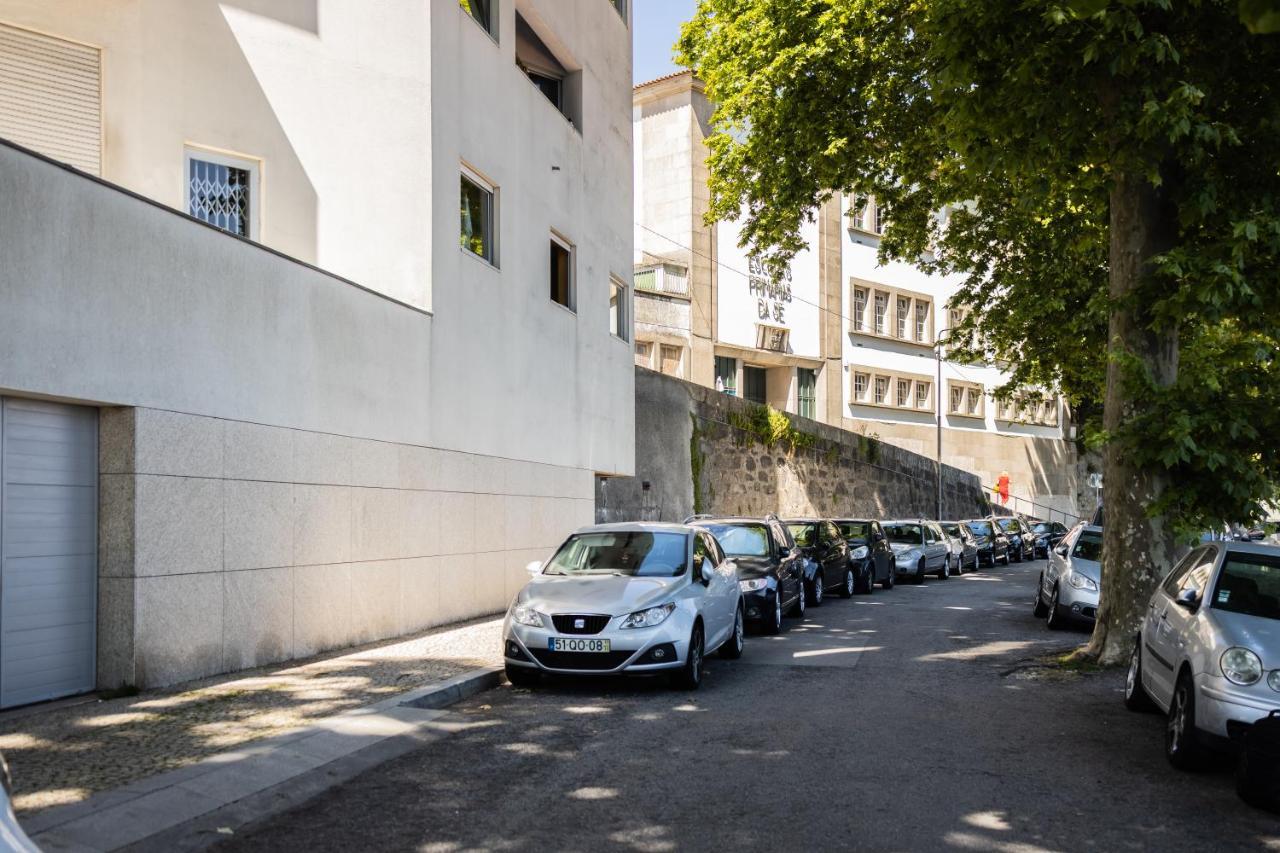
[0,617,503,818]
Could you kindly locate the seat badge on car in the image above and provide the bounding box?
[574,618,585,629]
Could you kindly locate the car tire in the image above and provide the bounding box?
[1032,574,1049,617]
[1166,670,1208,770]
[720,605,745,660]
[1124,639,1157,712]
[864,565,875,595]
[809,572,824,607]
[505,663,540,688]
[914,560,926,584]
[938,559,950,580]
[881,568,895,590]
[840,567,856,598]
[1045,585,1065,629]
[764,591,783,635]
[672,624,704,690]
[790,582,807,617]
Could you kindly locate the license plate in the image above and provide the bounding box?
[549,637,611,653]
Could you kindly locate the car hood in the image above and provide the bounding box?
[727,555,776,580]
[845,537,869,547]
[521,574,684,616]
[1208,609,1280,665]
[1068,557,1101,585]
[888,541,922,554]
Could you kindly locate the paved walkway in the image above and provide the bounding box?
[0,617,502,816]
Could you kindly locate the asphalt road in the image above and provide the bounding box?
[219,559,1280,852]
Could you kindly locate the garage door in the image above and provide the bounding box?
[0,398,97,708]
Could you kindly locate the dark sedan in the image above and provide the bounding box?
[689,515,806,634]
[965,519,1010,567]
[833,518,895,591]
[784,518,853,604]
[1028,520,1070,558]
[995,516,1033,562]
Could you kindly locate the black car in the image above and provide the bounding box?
[994,516,1033,562]
[688,515,805,634]
[1028,520,1070,558]
[832,518,895,591]
[784,518,853,604]
[964,519,1011,567]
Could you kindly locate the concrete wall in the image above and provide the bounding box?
[597,369,992,524]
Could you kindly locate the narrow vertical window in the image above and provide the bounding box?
[634,341,652,369]
[185,149,259,239]
[897,378,911,407]
[549,234,574,310]
[874,202,887,235]
[967,387,981,415]
[743,366,767,404]
[660,345,682,376]
[460,0,497,38]
[853,287,868,331]
[461,170,495,263]
[950,386,963,413]
[853,372,869,402]
[715,356,738,396]
[797,368,817,419]
[874,292,888,334]
[915,300,930,342]
[916,381,931,409]
[609,276,628,340]
[874,376,888,405]
[896,296,910,338]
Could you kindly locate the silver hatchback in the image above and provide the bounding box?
[1125,541,1280,768]
[1035,524,1101,629]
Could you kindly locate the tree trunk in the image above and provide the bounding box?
[1084,171,1181,666]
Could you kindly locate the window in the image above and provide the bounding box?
[660,344,682,376]
[950,386,964,414]
[850,201,867,231]
[914,300,930,342]
[797,368,817,419]
[948,381,985,418]
[949,308,963,334]
[549,234,574,310]
[757,325,789,352]
[609,277,627,340]
[1162,548,1209,595]
[610,0,628,21]
[852,287,868,331]
[185,149,259,239]
[460,0,497,38]
[896,378,911,407]
[896,296,910,339]
[875,203,887,234]
[916,381,930,409]
[874,291,888,334]
[967,387,981,415]
[516,13,576,125]
[460,170,495,264]
[743,366,767,404]
[874,375,889,405]
[853,372,869,402]
[715,356,737,395]
[634,263,688,295]
[634,341,652,369]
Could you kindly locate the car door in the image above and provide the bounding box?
[822,522,847,587]
[695,532,735,647]
[872,523,892,580]
[769,520,802,606]
[1145,547,1214,704]
[1044,528,1074,596]
[923,524,941,570]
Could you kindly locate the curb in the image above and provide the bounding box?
[28,666,504,852]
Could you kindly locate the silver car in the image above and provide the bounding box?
[1035,524,1101,629]
[1125,541,1280,768]
[884,519,952,583]
[503,523,744,690]
[940,521,978,574]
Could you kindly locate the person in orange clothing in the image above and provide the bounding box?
[997,471,1010,506]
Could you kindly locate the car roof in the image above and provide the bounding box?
[780,517,827,524]
[575,522,695,535]
[1213,540,1280,558]
[688,516,771,525]
[883,519,930,525]
[831,518,876,524]
[1077,525,1103,535]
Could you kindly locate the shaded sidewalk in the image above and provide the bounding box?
[0,617,503,817]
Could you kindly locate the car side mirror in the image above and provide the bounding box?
[1054,544,1068,557]
[525,560,543,576]
[1174,588,1200,610]
[699,561,714,585]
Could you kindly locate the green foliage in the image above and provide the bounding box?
[729,404,817,452]
[690,414,706,514]
[679,0,1280,535]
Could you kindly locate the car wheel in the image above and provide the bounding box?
[881,567,895,590]
[1045,585,1064,629]
[672,624,704,690]
[1166,670,1208,770]
[765,592,783,635]
[504,663,540,688]
[840,568,855,598]
[914,560,926,584]
[938,558,950,580]
[1124,639,1157,712]
[864,565,875,595]
[1032,574,1049,617]
[790,582,807,617]
[809,572,824,607]
[720,605,745,660]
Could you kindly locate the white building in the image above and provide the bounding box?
[0,0,634,704]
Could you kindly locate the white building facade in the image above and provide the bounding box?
[0,0,634,703]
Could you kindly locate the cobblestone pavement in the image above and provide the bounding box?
[0,617,503,815]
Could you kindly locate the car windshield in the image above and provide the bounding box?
[703,523,771,557]
[787,524,819,547]
[543,532,687,578]
[1071,532,1103,562]
[1031,522,1051,534]
[967,521,993,536]
[1210,554,1280,620]
[941,523,960,537]
[996,519,1019,533]
[884,523,923,545]
[838,521,870,540]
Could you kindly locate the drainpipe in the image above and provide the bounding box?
[936,341,943,519]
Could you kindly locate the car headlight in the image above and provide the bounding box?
[850,545,869,560]
[510,604,544,628]
[1221,647,1263,686]
[896,549,921,562]
[739,578,769,592]
[1067,573,1098,592]
[620,602,676,629]
[1268,670,1280,693]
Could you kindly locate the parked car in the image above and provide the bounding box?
[503,523,744,690]
[1035,524,1102,629]
[1029,520,1071,558]
[833,518,896,591]
[884,519,952,583]
[688,515,807,634]
[1124,540,1280,769]
[965,519,1011,567]
[995,516,1033,562]
[784,518,855,603]
[940,521,979,573]
[0,753,38,853]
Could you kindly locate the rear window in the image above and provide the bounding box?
[1071,532,1103,562]
[967,521,993,536]
[787,523,819,547]
[703,523,771,557]
[838,521,870,540]
[1211,554,1280,621]
[884,523,923,545]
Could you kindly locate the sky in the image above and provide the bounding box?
[632,0,697,84]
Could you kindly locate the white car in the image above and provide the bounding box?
[1125,540,1280,768]
[0,754,39,853]
[503,523,745,689]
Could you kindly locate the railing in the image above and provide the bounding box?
[986,488,1081,527]
[634,263,689,297]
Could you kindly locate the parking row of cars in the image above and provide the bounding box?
[502,510,1051,689]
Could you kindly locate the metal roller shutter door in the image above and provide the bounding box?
[0,398,98,708]
[0,22,102,175]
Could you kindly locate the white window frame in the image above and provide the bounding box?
[184,146,261,241]
[853,372,869,403]
[915,380,931,410]
[609,275,629,342]
[460,162,499,267]
[549,230,576,313]
[852,286,868,331]
[873,291,888,334]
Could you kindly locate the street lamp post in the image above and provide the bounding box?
[936,340,943,520]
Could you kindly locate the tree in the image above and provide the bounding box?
[678,0,1280,663]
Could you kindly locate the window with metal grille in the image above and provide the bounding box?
[853,372,869,402]
[797,369,817,419]
[897,378,911,407]
[896,296,910,338]
[186,151,257,238]
[715,356,738,396]
[853,287,868,330]
[874,292,888,334]
[743,366,767,404]
[874,376,888,405]
[916,381,930,409]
